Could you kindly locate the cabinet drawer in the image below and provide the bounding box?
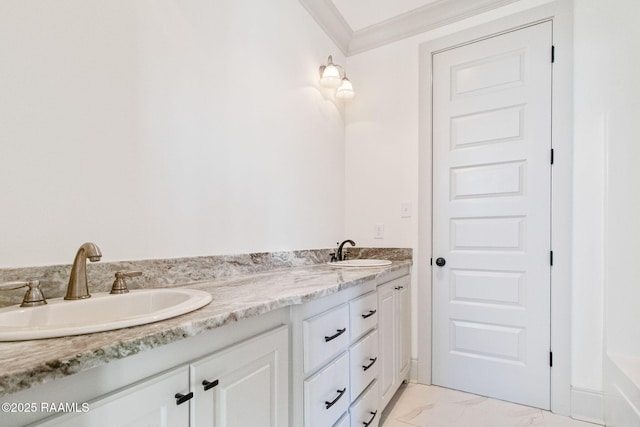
[349,291,378,342]
[349,381,380,427]
[304,352,350,427]
[349,329,379,402]
[304,304,350,374]
[334,413,350,427]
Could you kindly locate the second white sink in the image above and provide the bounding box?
[0,288,212,341]
[328,259,392,268]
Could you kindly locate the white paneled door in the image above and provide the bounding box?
[432,21,552,409]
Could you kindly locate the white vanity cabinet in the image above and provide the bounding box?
[291,281,380,427]
[6,264,411,427]
[377,274,411,409]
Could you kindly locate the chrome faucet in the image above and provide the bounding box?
[334,239,355,262]
[65,242,102,300]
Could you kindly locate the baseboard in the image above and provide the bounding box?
[409,358,419,383]
[571,387,605,425]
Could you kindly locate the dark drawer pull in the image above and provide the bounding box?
[202,379,219,391]
[325,328,346,342]
[394,286,404,290]
[361,309,377,319]
[325,388,346,409]
[362,357,377,371]
[363,410,377,426]
[174,392,193,405]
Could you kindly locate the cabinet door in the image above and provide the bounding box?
[191,326,288,427]
[377,281,397,409]
[396,279,411,380]
[33,366,190,427]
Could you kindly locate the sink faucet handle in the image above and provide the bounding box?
[0,279,48,307]
[110,271,143,294]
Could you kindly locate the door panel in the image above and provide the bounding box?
[432,21,552,409]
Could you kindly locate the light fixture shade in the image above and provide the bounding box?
[320,63,342,88]
[335,77,354,99]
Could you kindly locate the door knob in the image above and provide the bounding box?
[435,257,446,267]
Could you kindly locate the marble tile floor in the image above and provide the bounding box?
[380,383,601,427]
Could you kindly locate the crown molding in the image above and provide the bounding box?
[298,0,353,55]
[349,0,522,55]
[299,0,523,56]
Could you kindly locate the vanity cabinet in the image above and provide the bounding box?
[6,264,411,427]
[27,325,289,427]
[377,274,411,409]
[291,282,380,427]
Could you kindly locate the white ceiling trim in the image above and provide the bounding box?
[298,0,352,55]
[299,0,523,56]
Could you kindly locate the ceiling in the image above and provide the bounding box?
[298,0,522,55]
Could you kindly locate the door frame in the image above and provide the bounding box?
[416,0,573,415]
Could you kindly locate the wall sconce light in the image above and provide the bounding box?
[319,55,354,100]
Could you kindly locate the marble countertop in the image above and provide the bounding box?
[0,259,411,397]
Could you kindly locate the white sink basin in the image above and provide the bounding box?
[327,259,392,268]
[0,288,212,341]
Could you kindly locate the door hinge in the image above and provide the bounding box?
[551,148,554,165]
[550,351,553,367]
[550,251,554,266]
[551,45,555,63]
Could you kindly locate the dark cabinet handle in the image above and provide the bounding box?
[174,392,193,405]
[325,328,346,342]
[394,286,404,290]
[363,410,378,426]
[202,379,219,391]
[435,257,446,267]
[362,357,377,371]
[361,309,377,319]
[325,388,346,409]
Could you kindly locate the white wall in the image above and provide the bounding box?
[585,0,640,360]
[0,0,346,268]
[344,0,615,417]
[576,0,640,422]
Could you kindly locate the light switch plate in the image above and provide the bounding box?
[400,201,411,218]
[374,223,384,239]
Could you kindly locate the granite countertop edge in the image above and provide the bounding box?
[0,259,412,397]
